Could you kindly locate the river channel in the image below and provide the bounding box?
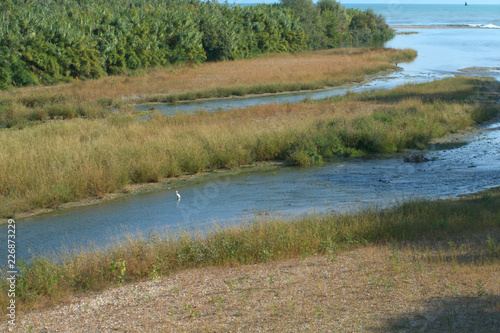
[3,28,500,260]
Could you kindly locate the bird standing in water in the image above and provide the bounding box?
[176,191,181,201]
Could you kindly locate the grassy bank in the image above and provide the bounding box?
[2,187,499,315]
[16,237,500,331]
[0,47,416,128]
[0,76,498,218]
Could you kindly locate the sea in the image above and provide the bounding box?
[239,2,500,28]
[341,3,500,28]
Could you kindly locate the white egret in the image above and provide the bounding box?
[176,190,181,200]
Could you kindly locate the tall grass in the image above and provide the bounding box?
[0,77,497,218]
[2,187,498,314]
[0,47,416,128]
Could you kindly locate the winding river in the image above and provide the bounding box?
[3,28,500,260]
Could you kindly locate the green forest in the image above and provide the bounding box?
[0,0,394,89]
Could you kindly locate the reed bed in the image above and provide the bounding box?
[0,47,416,128]
[2,187,499,315]
[0,76,497,218]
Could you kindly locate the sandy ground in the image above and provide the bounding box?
[14,239,500,332]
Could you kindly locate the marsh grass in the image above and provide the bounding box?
[2,188,499,315]
[0,47,416,128]
[0,76,497,218]
[396,31,419,35]
[0,96,108,129]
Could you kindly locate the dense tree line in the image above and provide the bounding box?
[284,0,394,49]
[0,0,393,89]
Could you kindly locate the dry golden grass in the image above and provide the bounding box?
[16,237,500,332]
[3,48,414,103]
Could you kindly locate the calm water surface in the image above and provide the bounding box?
[343,3,500,28]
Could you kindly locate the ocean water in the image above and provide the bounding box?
[385,28,500,74]
[240,2,500,28]
[332,3,500,28]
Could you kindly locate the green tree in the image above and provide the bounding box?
[347,8,394,45]
[0,0,393,90]
[317,0,349,47]
[280,0,327,50]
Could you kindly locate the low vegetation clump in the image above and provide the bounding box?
[1,187,499,314]
[0,76,497,218]
[0,0,394,90]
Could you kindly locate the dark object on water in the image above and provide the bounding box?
[465,2,467,6]
[403,154,430,163]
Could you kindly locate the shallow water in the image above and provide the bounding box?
[3,28,500,260]
[134,71,441,116]
[386,28,500,75]
[7,118,500,260]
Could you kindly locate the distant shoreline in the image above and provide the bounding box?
[391,25,497,29]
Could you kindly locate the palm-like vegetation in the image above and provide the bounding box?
[0,0,393,90]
